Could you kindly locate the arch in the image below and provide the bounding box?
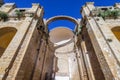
[0,27,17,57]
[47,16,77,45]
[46,15,79,26]
[111,27,120,41]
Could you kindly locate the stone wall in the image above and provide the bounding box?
[15,25,40,80]
[40,41,55,80]
[0,2,55,80]
[82,27,105,80]
[80,2,120,80]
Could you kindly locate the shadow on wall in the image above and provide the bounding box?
[111,27,120,41]
[0,27,17,57]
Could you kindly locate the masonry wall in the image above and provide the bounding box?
[80,2,120,80]
[82,27,105,80]
[40,41,55,80]
[24,31,37,79]
[13,24,55,80]
[12,26,55,80]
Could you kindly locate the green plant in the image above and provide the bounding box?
[97,9,120,19]
[76,26,82,35]
[98,11,104,19]
[30,14,33,17]
[98,11,109,19]
[111,10,120,19]
[0,11,8,21]
[105,9,111,17]
[15,10,23,20]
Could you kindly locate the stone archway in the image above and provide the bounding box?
[46,15,78,45]
[0,27,17,56]
[46,15,79,27]
[111,27,120,41]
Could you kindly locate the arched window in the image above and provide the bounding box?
[111,27,120,41]
[0,27,17,57]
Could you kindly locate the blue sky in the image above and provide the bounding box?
[5,0,120,30]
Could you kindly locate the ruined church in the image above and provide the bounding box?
[0,1,120,80]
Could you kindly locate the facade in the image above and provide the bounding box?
[0,1,120,80]
[0,3,54,80]
[76,2,120,80]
